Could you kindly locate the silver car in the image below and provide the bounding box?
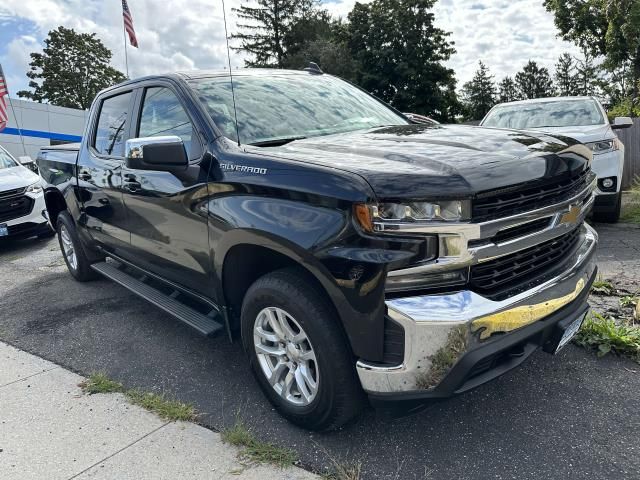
[481,96,632,222]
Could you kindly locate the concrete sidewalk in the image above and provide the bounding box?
[0,342,317,480]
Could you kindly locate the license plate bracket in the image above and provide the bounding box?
[554,313,587,354]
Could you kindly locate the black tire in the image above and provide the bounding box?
[56,211,102,281]
[241,268,363,431]
[593,193,621,223]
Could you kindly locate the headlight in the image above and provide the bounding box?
[372,200,469,222]
[26,183,43,194]
[586,138,620,154]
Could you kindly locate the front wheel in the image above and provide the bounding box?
[241,269,363,431]
[593,193,621,223]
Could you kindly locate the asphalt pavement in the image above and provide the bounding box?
[0,223,639,479]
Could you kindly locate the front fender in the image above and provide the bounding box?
[208,194,388,361]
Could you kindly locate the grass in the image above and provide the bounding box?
[620,296,639,309]
[221,419,297,468]
[574,312,640,362]
[621,180,640,224]
[590,279,615,296]
[321,462,362,480]
[79,373,196,422]
[79,373,124,394]
[126,390,197,422]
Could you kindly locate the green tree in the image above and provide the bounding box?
[544,0,640,112]
[515,60,554,99]
[281,10,356,79]
[17,26,126,110]
[554,53,578,96]
[345,0,459,121]
[575,47,600,96]
[461,61,497,120]
[498,76,519,103]
[231,0,316,67]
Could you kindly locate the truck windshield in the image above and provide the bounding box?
[482,99,605,129]
[189,74,408,145]
[0,148,18,169]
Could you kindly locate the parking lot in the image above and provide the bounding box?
[1,222,639,480]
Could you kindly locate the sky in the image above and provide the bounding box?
[0,0,584,101]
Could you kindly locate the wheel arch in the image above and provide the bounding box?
[217,234,353,354]
[43,187,69,229]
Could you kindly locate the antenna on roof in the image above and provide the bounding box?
[304,62,323,75]
[221,0,241,147]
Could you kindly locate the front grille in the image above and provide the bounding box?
[0,187,26,200]
[0,195,34,222]
[470,227,581,298]
[490,217,552,244]
[473,169,590,221]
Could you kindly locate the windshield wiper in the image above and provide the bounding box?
[248,136,307,147]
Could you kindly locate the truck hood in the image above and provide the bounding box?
[255,124,591,200]
[525,124,613,144]
[0,166,40,192]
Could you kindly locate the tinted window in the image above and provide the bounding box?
[483,99,605,129]
[189,74,407,145]
[0,148,18,169]
[138,87,200,159]
[94,92,132,156]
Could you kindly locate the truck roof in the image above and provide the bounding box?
[99,69,322,94]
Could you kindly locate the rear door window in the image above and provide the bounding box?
[94,92,132,157]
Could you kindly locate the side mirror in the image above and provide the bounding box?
[125,136,188,171]
[18,156,39,174]
[612,116,633,130]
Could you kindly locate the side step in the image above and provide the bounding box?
[91,261,223,336]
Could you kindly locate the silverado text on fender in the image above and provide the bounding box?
[37,69,598,431]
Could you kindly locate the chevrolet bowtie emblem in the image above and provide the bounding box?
[560,204,581,225]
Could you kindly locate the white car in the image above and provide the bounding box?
[481,96,632,222]
[0,144,52,240]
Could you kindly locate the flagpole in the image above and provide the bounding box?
[123,23,130,79]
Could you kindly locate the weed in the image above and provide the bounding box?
[126,390,197,422]
[79,373,124,394]
[591,279,614,296]
[80,373,196,421]
[574,312,640,362]
[221,419,297,468]
[321,462,362,480]
[620,296,639,309]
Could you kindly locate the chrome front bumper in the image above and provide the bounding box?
[356,223,598,396]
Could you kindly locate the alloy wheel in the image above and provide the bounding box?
[60,225,77,271]
[253,307,319,406]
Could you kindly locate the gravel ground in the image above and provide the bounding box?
[0,222,639,480]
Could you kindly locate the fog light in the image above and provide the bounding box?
[602,178,614,189]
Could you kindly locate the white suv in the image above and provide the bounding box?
[481,96,632,222]
[0,144,52,240]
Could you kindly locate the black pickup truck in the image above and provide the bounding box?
[37,69,598,431]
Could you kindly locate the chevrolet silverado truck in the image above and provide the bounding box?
[37,69,598,431]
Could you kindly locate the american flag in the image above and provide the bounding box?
[0,64,8,133]
[122,0,139,48]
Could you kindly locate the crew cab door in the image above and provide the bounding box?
[77,89,134,255]
[121,84,211,297]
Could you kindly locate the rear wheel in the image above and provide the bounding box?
[57,212,102,281]
[241,269,363,431]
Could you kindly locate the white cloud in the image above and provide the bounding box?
[0,0,585,98]
[325,0,584,86]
